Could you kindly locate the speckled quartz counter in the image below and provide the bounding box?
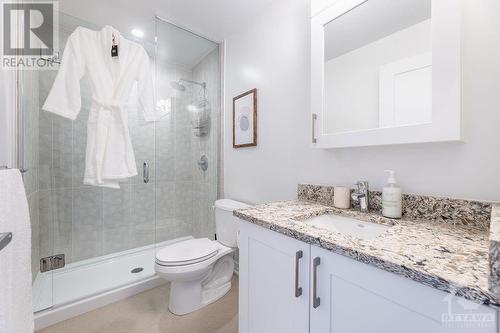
[489,204,500,295]
[234,200,499,307]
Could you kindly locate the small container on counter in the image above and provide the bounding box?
[333,186,351,209]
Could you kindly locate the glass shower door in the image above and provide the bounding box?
[154,18,220,249]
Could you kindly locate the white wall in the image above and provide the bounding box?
[0,70,16,168]
[324,19,431,133]
[223,0,500,204]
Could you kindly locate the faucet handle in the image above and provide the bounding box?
[355,181,369,190]
[354,181,370,212]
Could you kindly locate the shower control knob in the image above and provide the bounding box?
[198,155,208,172]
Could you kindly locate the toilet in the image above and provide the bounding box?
[155,199,250,315]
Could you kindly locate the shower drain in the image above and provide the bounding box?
[131,267,144,274]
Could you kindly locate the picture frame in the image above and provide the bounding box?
[233,88,257,148]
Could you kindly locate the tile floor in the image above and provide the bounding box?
[38,276,238,333]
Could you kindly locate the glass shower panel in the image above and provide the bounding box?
[154,18,220,247]
[28,13,102,313]
[30,12,159,312]
[20,49,53,313]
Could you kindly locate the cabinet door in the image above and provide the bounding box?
[239,220,310,333]
[310,245,497,333]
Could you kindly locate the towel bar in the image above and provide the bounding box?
[0,232,12,252]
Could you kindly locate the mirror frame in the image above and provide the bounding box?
[310,0,462,148]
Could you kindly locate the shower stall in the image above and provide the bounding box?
[16,12,222,324]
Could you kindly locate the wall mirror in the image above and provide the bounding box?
[310,0,461,148]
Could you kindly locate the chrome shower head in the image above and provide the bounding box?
[170,81,186,92]
[178,78,206,89]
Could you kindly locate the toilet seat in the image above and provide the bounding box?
[156,238,219,266]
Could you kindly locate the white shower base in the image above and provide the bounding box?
[33,236,191,330]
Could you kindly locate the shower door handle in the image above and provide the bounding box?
[143,162,149,183]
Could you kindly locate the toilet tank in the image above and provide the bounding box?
[214,199,251,248]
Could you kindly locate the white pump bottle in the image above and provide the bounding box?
[382,170,402,219]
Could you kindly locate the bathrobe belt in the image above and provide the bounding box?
[92,97,133,185]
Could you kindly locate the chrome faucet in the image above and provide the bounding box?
[351,181,370,213]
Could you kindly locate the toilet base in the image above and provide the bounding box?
[167,254,235,315]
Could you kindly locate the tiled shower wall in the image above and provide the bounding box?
[190,47,230,270]
[154,46,221,244]
[191,48,221,240]
[34,32,221,266]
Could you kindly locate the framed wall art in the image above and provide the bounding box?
[233,88,257,148]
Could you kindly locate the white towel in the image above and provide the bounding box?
[0,169,34,333]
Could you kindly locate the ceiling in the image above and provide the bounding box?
[57,9,218,68]
[58,0,276,68]
[324,0,431,61]
[156,20,218,69]
[59,0,275,43]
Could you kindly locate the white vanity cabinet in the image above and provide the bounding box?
[238,221,311,333]
[310,245,497,333]
[239,220,498,333]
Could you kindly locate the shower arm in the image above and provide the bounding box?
[179,78,206,89]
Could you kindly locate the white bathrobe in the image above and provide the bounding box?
[43,25,158,188]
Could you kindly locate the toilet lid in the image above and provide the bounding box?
[156,238,218,266]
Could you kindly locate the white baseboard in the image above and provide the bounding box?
[34,276,166,330]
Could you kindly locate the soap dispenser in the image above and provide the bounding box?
[382,170,402,219]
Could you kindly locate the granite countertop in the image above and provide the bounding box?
[234,200,498,307]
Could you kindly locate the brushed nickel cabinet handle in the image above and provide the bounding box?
[295,250,303,297]
[313,257,321,308]
[312,113,318,144]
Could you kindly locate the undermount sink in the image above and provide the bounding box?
[300,214,390,240]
